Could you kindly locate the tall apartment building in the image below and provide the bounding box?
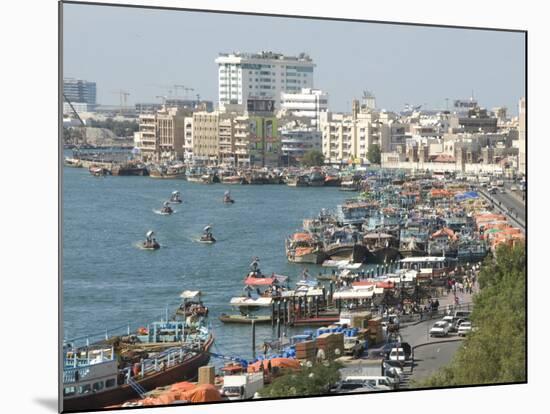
[192,112,220,161]
[136,113,157,160]
[234,115,251,167]
[63,78,97,111]
[215,51,315,111]
[219,117,236,165]
[280,88,328,128]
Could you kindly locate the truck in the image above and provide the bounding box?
[340,358,385,378]
[222,373,264,400]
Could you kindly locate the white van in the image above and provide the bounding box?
[343,376,395,390]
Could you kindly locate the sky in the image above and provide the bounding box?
[63,3,526,114]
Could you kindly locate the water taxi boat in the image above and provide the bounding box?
[242,257,288,286]
[175,290,209,318]
[142,231,160,250]
[223,191,235,204]
[168,191,182,204]
[199,226,216,244]
[159,202,173,216]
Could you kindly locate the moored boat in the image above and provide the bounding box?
[89,166,111,176]
[111,163,149,176]
[285,232,325,264]
[221,175,243,185]
[286,175,309,187]
[62,322,213,412]
[65,157,83,168]
[149,165,186,179]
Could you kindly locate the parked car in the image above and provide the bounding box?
[457,321,473,336]
[429,321,451,337]
[489,187,498,195]
[388,347,406,367]
[441,315,454,324]
[376,341,400,358]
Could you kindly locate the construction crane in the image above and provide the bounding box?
[63,93,87,146]
[173,84,186,98]
[111,90,130,115]
[183,87,194,100]
[155,95,167,106]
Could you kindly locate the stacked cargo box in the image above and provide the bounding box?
[367,316,384,344]
[315,333,345,360]
[295,340,317,362]
[349,311,372,329]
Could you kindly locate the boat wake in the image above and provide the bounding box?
[152,209,177,216]
[134,242,165,250]
[190,235,222,244]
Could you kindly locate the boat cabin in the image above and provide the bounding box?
[399,256,457,279]
[63,345,118,400]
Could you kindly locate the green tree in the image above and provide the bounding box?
[259,361,342,398]
[367,144,381,164]
[416,243,526,388]
[301,150,325,167]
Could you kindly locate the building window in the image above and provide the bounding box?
[78,384,92,395]
[93,382,104,392]
[105,379,116,388]
[63,387,76,397]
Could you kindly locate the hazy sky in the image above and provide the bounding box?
[63,3,525,114]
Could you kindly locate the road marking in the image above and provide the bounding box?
[436,348,440,353]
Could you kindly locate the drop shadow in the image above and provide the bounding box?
[34,397,58,412]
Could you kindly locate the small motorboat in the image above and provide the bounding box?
[142,230,160,250]
[89,166,109,177]
[160,201,174,215]
[168,191,183,204]
[199,225,216,244]
[223,190,235,204]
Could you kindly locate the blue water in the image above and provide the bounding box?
[63,166,364,359]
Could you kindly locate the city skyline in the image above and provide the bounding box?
[63,3,525,114]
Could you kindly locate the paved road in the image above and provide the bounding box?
[408,341,462,384]
[479,189,525,230]
[490,190,526,224]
